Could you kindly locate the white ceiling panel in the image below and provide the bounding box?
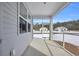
[24,2,69,18]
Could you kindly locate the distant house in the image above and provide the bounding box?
[40,27,49,33]
[40,27,48,31]
[54,26,68,32]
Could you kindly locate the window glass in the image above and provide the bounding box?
[28,23,31,32]
[19,17,27,33]
[28,14,31,19]
[20,2,27,19]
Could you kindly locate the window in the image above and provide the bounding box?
[28,23,31,32]
[19,2,31,33]
[28,14,31,19]
[20,2,27,19]
[19,17,27,33]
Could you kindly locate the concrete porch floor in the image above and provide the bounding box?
[22,39,73,56]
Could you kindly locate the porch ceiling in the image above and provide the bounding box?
[25,2,69,19]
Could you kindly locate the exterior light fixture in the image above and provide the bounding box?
[43,2,46,4]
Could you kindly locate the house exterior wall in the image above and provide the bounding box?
[0,3,3,56]
[40,27,48,31]
[55,27,68,32]
[0,2,32,56]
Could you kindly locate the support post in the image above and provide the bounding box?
[32,16,33,40]
[42,17,43,39]
[49,17,53,40]
[62,31,65,48]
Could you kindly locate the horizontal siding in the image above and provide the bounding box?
[0,3,3,56]
[1,2,17,56]
[0,2,32,56]
[2,2,17,39]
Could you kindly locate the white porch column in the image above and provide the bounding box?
[49,17,53,40]
[32,16,33,40]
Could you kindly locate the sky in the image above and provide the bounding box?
[33,2,79,24]
[53,2,79,23]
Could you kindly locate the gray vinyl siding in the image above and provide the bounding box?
[0,2,32,56]
[0,3,3,56]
